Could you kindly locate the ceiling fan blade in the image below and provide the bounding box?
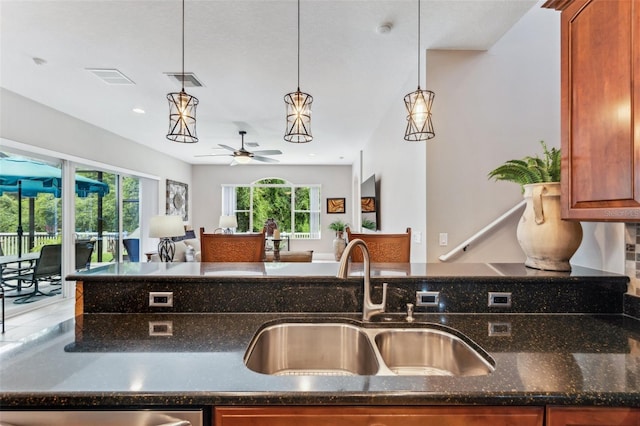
[252,149,282,156]
[218,144,238,152]
[253,155,280,164]
[194,153,233,157]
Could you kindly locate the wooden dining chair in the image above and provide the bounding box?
[345,227,411,263]
[199,227,266,262]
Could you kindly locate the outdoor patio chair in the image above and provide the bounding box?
[345,227,411,263]
[12,244,62,304]
[75,240,94,271]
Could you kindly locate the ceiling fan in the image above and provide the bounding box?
[195,131,282,165]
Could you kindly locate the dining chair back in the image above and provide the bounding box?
[199,227,265,262]
[345,227,411,263]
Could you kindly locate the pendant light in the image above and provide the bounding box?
[404,0,435,142]
[284,0,313,143]
[167,0,199,143]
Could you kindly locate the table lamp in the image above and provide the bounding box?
[149,215,185,262]
[219,215,238,234]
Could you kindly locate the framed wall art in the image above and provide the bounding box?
[166,179,188,221]
[327,197,346,214]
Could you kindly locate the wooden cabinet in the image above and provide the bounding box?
[543,0,640,221]
[547,406,640,426]
[215,406,544,426]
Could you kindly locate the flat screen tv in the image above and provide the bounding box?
[360,174,378,230]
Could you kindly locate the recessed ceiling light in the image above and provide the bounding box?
[376,23,393,34]
[308,153,316,157]
[132,108,145,114]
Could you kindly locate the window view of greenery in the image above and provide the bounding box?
[0,154,139,260]
[227,178,320,238]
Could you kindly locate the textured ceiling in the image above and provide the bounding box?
[0,0,537,166]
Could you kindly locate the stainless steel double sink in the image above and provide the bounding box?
[244,321,495,377]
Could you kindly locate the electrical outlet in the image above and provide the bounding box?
[149,291,173,307]
[416,291,440,307]
[148,321,173,336]
[439,233,448,246]
[488,292,512,308]
[413,231,422,244]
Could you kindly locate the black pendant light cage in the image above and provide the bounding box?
[284,89,313,143]
[404,88,435,141]
[404,0,435,142]
[166,0,199,144]
[284,0,313,143]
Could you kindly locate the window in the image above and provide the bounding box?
[222,178,321,239]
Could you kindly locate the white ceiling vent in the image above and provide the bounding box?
[86,68,135,85]
[165,72,204,87]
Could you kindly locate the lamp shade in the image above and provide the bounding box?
[219,215,238,229]
[149,215,185,238]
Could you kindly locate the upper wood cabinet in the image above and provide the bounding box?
[544,0,640,221]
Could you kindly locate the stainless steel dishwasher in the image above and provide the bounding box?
[0,409,203,426]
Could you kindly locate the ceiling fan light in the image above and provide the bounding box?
[404,87,435,141]
[167,89,199,143]
[234,155,252,164]
[284,89,313,143]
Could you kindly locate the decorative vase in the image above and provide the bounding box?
[517,183,582,272]
[333,231,346,261]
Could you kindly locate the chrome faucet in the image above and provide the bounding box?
[337,239,388,321]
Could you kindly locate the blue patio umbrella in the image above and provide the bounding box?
[0,157,110,257]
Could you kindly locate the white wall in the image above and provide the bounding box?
[191,164,352,255]
[360,84,428,263]
[424,5,560,264]
[0,88,192,217]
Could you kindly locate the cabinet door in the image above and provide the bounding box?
[547,406,640,426]
[215,406,543,426]
[557,0,640,220]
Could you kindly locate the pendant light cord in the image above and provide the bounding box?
[181,0,186,92]
[417,0,421,88]
[297,0,301,90]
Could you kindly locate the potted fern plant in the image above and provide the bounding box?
[488,141,582,272]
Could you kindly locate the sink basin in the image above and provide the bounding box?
[244,321,494,377]
[244,323,379,376]
[374,329,494,376]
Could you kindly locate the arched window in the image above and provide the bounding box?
[222,178,321,239]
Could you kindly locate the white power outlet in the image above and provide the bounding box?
[413,231,422,244]
[439,233,448,246]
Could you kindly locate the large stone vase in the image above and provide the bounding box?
[516,183,582,272]
[333,231,346,261]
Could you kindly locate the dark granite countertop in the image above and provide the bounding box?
[2,311,640,408]
[2,263,638,410]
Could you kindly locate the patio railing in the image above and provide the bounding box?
[0,232,120,256]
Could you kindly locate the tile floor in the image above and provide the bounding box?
[0,296,74,347]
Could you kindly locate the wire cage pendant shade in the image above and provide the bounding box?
[404,0,435,142]
[284,89,313,143]
[284,0,313,143]
[167,89,199,143]
[166,0,198,144]
[404,87,435,141]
